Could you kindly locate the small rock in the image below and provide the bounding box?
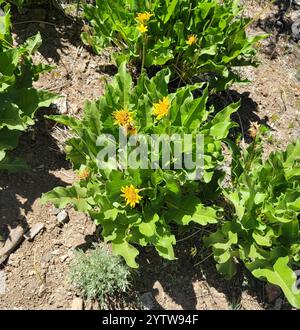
[52,95,69,114]
[265,283,281,303]
[0,226,24,265]
[57,210,69,225]
[292,19,300,40]
[68,249,75,258]
[59,255,69,263]
[38,284,47,297]
[51,207,61,216]
[52,249,60,256]
[41,252,52,264]
[140,292,155,310]
[24,223,45,241]
[71,297,84,310]
[7,254,19,266]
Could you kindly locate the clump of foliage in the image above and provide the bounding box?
[69,244,132,308]
[0,1,56,171]
[42,62,240,268]
[81,0,266,90]
[205,133,300,308]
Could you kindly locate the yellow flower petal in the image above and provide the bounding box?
[121,185,142,208]
[113,108,134,127]
[137,24,148,34]
[78,169,90,180]
[153,96,170,120]
[136,12,153,24]
[186,34,198,46]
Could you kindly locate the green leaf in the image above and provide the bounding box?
[163,0,179,23]
[252,228,275,247]
[165,196,218,226]
[111,61,132,108]
[9,88,57,119]
[0,128,21,152]
[206,101,240,139]
[0,101,24,130]
[0,5,11,43]
[139,221,156,237]
[139,213,159,237]
[41,185,92,212]
[204,222,239,279]
[252,257,300,309]
[155,232,176,261]
[22,33,42,54]
[0,48,20,76]
[112,240,139,268]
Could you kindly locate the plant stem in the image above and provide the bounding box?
[141,36,146,73]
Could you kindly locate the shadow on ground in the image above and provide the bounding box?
[12,4,83,64]
[0,108,70,243]
[133,226,267,310]
[256,0,300,58]
[209,89,271,143]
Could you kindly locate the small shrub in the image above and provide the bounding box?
[205,133,300,309]
[42,62,240,268]
[81,0,266,90]
[69,244,132,308]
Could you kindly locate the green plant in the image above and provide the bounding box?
[42,62,240,268]
[69,243,132,308]
[81,0,266,90]
[205,134,300,308]
[0,1,56,171]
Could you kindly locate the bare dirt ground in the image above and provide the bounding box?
[0,1,299,310]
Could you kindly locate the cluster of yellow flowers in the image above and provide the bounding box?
[116,96,171,207]
[136,11,153,34]
[113,96,170,133]
[135,11,198,47]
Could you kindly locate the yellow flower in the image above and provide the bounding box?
[153,96,170,120]
[121,185,142,208]
[78,168,90,180]
[137,24,148,34]
[113,108,134,127]
[186,34,198,46]
[136,12,153,24]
